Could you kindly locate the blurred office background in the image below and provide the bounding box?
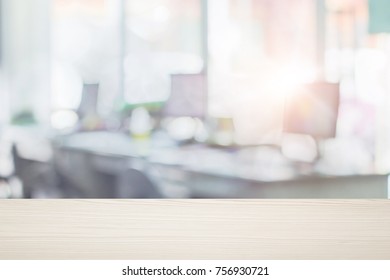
[1,0,390,199]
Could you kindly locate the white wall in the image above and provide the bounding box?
[1,0,51,124]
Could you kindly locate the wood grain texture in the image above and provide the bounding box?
[0,200,389,260]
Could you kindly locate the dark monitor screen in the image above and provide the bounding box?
[283,82,340,139]
[162,74,207,118]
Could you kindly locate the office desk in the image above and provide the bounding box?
[148,145,388,198]
[54,131,390,199]
[152,164,389,198]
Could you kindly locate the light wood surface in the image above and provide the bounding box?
[0,200,389,259]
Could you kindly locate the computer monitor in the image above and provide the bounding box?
[162,74,207,119]
[77,83,99,118]
[283,82,340,139]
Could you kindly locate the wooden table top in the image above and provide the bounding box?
[0,200,389,259]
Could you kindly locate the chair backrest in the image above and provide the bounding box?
[52,146,114,198]
[11,144,53,198]
[117,168,163,198]
[11,144,26,179]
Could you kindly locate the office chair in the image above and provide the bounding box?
[12,143,81,198]
[116,168,163,198]
[11,144,54,198]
